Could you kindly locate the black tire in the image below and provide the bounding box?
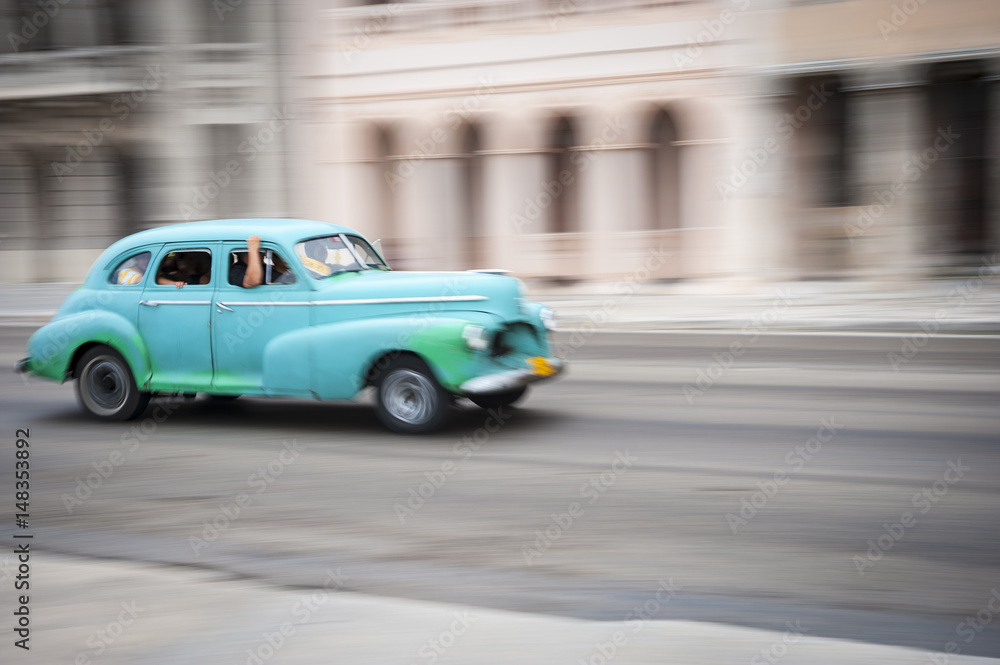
[373,356,450,434]
[469,386,527,409]
[75,345,150,421]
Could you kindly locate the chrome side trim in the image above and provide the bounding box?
[140,300,212,306]
[311,295,489,306]
[214,295,489,307]
[217,301,312,307]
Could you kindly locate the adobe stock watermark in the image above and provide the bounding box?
[189,439,306,556]
[547,0,584,30]
[673,0,751,71]
[74,601,144,664]
[853,458,969,576]
[214,0,245,21]
[384,76,496,192]
[521,450,638,565]
[17,288,129,386]
[845,127,959,242]
[365,276,473,382]
[877,0,931,40]
[887,258,998,371]
[341,3,403,62]
[550,247,672,359]
[51,65,168,181]
[0,555,16,585]
[393,407,513,524]
[727,417,842,534]
[577,579,682,665]
[62,397,186,514]
[750,620,809,665]
[6,0,71,52]
[926,588,1000,665]
[683,289,795,404]
[180,106,295,221]
[244,567,350,665]
[511,115,627,234]
[410,611,478,665]
[717,84,834,200]
[221,292,289,352]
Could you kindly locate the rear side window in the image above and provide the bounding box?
[109,252,151,285]
[155,250,212,286]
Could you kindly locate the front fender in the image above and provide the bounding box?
[26,310,151,386]
[263,313,499,399]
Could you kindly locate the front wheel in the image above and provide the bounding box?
[374,357,450,434]
[469,386,527,409]
[76,345,150,421]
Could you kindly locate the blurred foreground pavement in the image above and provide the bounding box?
[2,279,1000,331]
[15,553,998,665]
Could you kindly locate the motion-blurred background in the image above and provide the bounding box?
[0,0,997,284]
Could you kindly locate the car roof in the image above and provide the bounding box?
[114,219,357,249]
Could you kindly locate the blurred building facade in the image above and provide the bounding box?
[0,0,300,282]
[309,0,1000,282]
[0,0,997,284]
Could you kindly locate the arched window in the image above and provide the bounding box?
[650,109,680,230]
[548,116,579,234]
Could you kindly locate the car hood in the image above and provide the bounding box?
[309,270,523,321]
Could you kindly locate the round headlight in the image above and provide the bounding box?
[539,306,556,331]
[462,324,490,351]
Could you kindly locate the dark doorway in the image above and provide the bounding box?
[927,61,992,269]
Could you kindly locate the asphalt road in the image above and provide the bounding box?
[2,326,999,656]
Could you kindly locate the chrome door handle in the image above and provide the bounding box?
[216,302,234,312]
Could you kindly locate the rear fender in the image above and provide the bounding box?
[26,310,151,386]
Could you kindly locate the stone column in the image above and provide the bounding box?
[482,147,548,276]
[671,95,730,282]
[482,112,551,278]
[576,108,649,280]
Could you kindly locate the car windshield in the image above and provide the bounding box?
[294,234,390,278]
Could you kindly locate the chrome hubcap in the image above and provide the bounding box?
[84,358,127,413]
[382,369,437,425]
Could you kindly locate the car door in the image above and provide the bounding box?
[211,241,311,395]
[138,243,218,392]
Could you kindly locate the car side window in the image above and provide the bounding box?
[228,248,296,286]
[109,251,152,285]
[154,250,212,287]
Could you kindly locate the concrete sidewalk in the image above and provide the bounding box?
[1,280,1000,332]
[9,553,998,665]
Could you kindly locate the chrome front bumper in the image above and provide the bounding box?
[459,358,564,395]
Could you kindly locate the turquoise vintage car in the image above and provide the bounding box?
[16,219,563,433]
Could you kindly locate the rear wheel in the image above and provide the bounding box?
[75,346,149,421]
[469,386,527,409]
[374,357,450,434]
